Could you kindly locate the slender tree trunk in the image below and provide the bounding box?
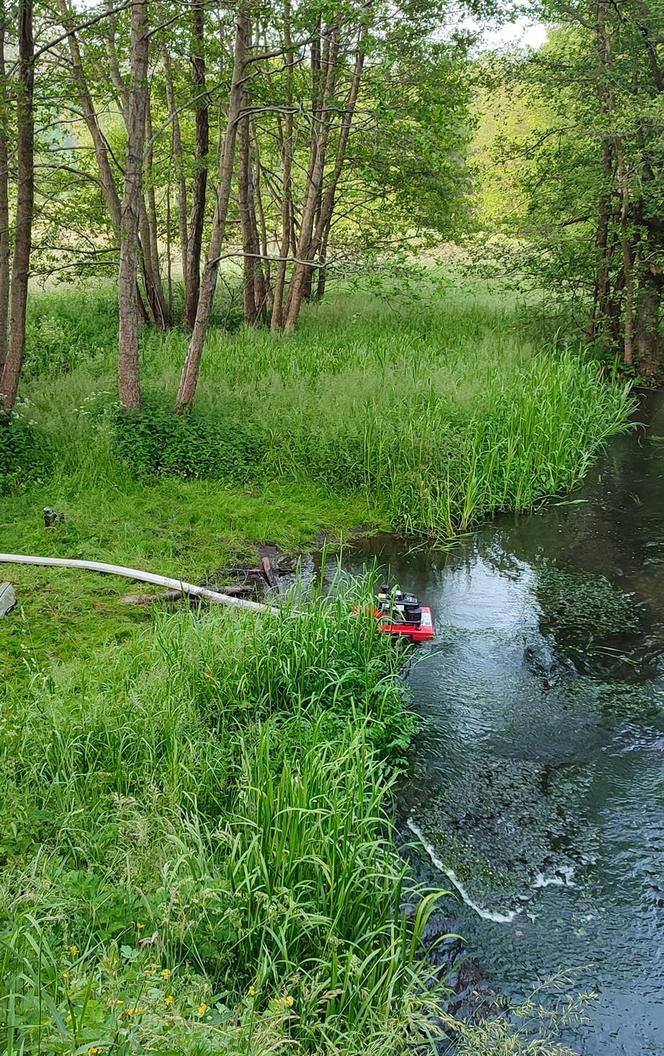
[184,0,209,328]
[591,141,613,341]
[104,0,129,118]
[634,257,663,381]
[164,49,189,285]
[315,217,331,300]
[283,24,340,333]
[175,4,248,412]
[239,108,265,323]
[615,137,635,366]
[270,0,294,331]
[1,0,34,413]
[118,0,149,410]
[166,162,173,314]
[0,3,10,373]
[57,0,122,233]
[238,112,256,323]
[252,130,271,308]
[591,0,621,347]
[143,96,172,328]
[312,27,367,267]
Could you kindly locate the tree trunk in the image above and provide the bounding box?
[175,4,248,412]
[635,258,663,382]
[239,108,265,324]
[183,0,209,328]
[1,0,34,413]
[591,140,613,342]
[118,0,149,411]
[310,27,368,274]
[104,0,129,119]
[283,23,340,333]
[270,0,294,331]
[164,49,189,285]
[0,3,10,373]
[315,218,331,301]
[615,137,634,365]
[252,129,271,309]
[57,0,122,233]
[142,97,172,328]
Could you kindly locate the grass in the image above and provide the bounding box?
[1,582,451,1056]
[0,280,635,1054]
[10,281,634,539]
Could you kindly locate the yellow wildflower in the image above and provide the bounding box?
[165,995,174,1007]
[248,985,256,997]
[68,945,79,958]
[161,968,171,980]
[65,1012,73,1024]
[62,970,70,982]
[88,1048,100,1055]
[137,922,145,931]
[197,1002,209,1016]
[285,995,294,1007]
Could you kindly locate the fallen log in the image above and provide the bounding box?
[0,554,282,615]
[122,583,252,606]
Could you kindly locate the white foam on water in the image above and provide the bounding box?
[532,865,576,889]
[407,818,523,924]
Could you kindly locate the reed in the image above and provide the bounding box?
[0,581,447,1055]
[10,285,634,538]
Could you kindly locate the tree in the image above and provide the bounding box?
[1,0,34,413]
[486,0,664,381]
[175,1,249,411]
[118,0,149,410]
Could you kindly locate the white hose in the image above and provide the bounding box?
[0,553,282,615]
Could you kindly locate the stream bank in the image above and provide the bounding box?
[341,391,664,1055]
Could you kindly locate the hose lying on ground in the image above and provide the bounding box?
[0,553,281,615]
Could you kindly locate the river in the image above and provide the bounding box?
[347,391,664,1054]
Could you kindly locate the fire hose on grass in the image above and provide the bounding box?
[0,553,282,614]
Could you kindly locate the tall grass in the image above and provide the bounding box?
[0,581,448,1055]
[10,285,634,536]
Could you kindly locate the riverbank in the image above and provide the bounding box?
[1,283,635,1054]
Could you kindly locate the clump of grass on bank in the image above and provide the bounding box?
[0,583,446,1056]
[8,284,634,538]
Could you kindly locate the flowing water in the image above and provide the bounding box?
[346,392,664,1054]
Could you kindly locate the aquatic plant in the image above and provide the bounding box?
[537,567,642,638]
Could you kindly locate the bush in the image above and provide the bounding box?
[0,413,51,494]
[24,289,117,379]
[113,400,265,482]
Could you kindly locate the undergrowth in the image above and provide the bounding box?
[4,284,635,537]
[0,580,448,1055]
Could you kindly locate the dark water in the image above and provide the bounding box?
[346,392,664,1055]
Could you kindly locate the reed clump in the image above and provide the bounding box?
[10,285,634,537]
[0,581,448,1055]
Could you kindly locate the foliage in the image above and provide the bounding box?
[0,410,51,494]
[473,2,664,379]
[0,584,447,1055]
[113,400,265,482]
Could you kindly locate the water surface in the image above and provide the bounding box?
[347,392,664,1054]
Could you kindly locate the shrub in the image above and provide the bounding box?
[0,413,51,494]
[113,400,265,482]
